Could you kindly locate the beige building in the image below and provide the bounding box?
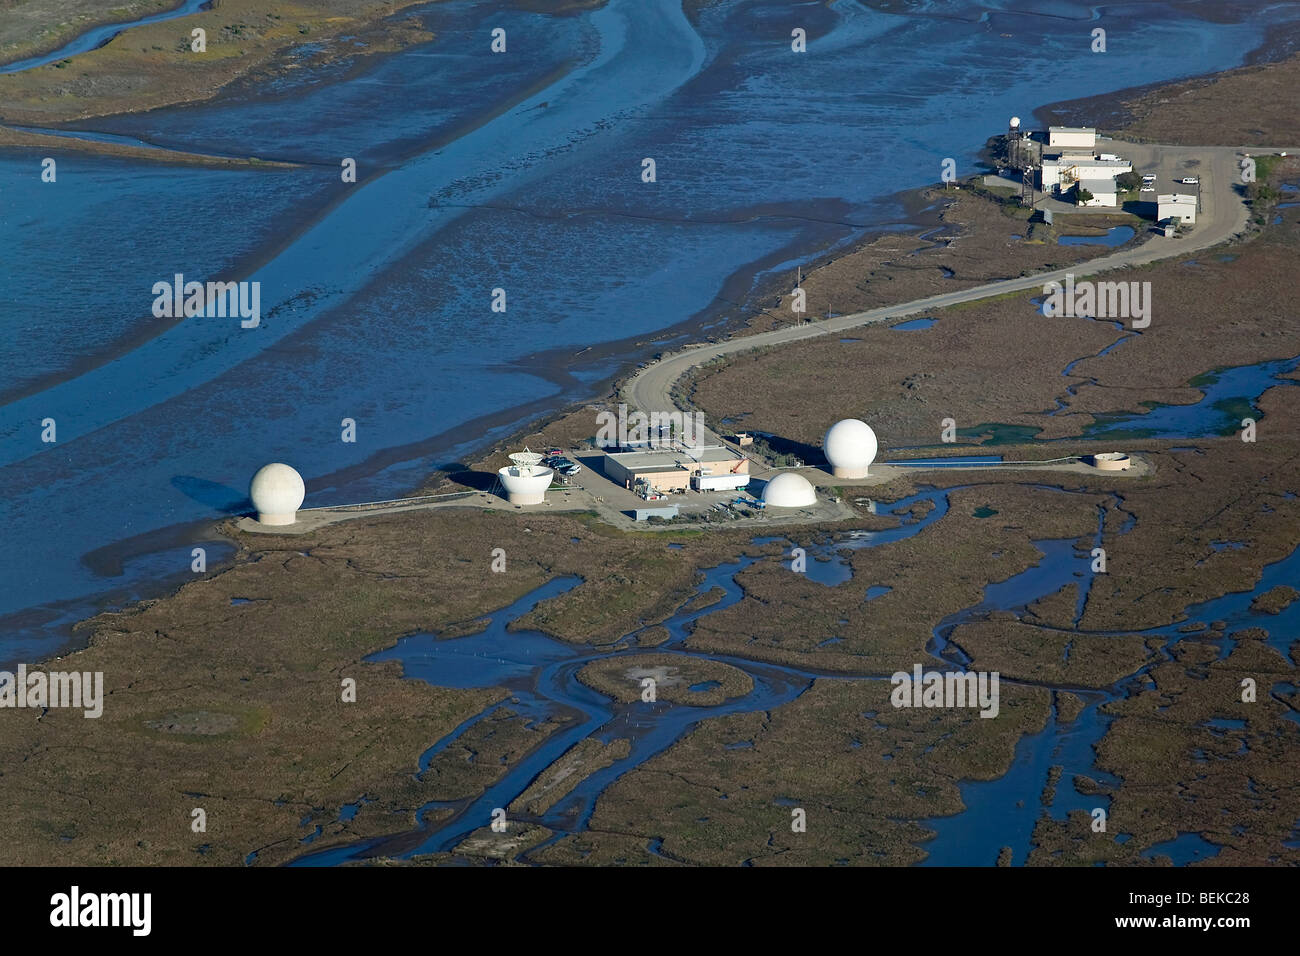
[1047,126,1097,151]
[604,445,748,493]
[1157,192,1197,225]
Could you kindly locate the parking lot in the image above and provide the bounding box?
[1107,136,1206,225]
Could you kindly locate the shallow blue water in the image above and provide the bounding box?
[2,0,1291,661]
[0,0,210,75]
[920,534,1300,865]
[1058,225,1135,247]
[291,487,957,864]
[1083,357,1300,439]
[278,480,1299,865]
[1142,832,1222,864]
[291,557,815,864]
[2,0,1297,867]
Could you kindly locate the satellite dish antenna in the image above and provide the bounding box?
[509,449,545,475]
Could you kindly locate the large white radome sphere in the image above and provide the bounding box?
[762,472,817,509]
[250,463,305,526]
[823,419,878,478]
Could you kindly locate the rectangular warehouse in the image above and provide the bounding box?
[607,456,691,492]
[604,445,748,493]
[1157,193,1197,224]
[1048,126,1097,150]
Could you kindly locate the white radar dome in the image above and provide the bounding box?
[761,472,817,508]
[250,463,306,526]
[822,419,878,478]
[1010,116,1021,128]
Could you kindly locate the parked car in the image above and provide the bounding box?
[559,463,581,476]
[1178,177,1199,185]
[1140,186,1155,193]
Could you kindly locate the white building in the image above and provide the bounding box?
[1039,157,1131,192]
[1077,177,1118,207]
[1157,193,1197,225]
[1048,126,1097,151]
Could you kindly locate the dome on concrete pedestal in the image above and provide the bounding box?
[822,419,878,479]
[250,463,305,526]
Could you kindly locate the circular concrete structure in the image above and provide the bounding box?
[250,463,305,526]
[762,472,817,508]
[822,418,878,479]
[1089,452,1131,471]
[498,465,553,505]
[498,452,553,505]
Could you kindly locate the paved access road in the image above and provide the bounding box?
[625,142,1293,421]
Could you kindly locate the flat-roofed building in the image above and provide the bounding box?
[1039,156,1130,191]
[1077,176,1118,207]
[604,445,748,493]
[1049,146,1097,162]
[1048,126,1097,150]
[1157,192,1197,224]
[634,505,680,522]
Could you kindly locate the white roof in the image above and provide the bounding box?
[608,446,740,469]
[1157,193,1196,203]
[1049,126,1097,134]
[1078,177,1118,190]
[1041,157,1128,168]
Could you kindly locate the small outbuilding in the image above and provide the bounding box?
[1076,177,1118,207]
[633,505,679,522]
[1157,193,1197,225]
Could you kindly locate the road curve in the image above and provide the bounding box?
[625,142,1291,420]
